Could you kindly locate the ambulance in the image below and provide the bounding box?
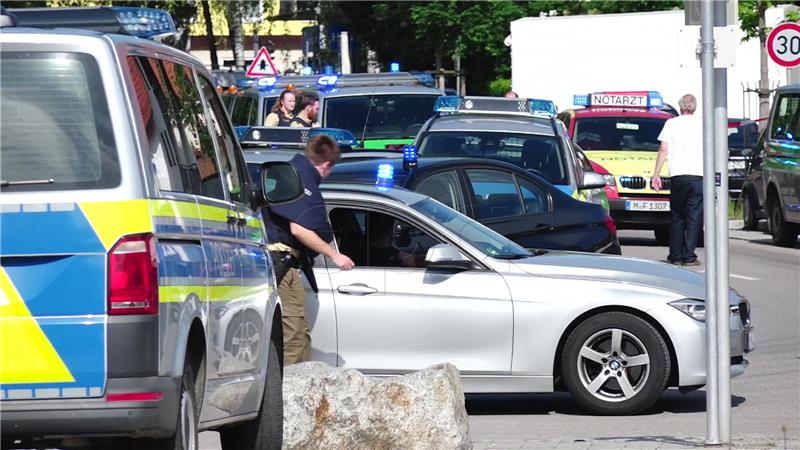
[558,91,677,242]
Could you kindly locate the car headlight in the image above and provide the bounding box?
[670,299,706,322]
[603,174,616,186]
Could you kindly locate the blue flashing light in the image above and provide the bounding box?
[412,72,434,87]
[302,66,313,75]
[390,62,400,73]
[530,98,557,116]
[235,126,251,141]
[324,65,334,75]
[402,145,418,170]
[111,7,176,38]
[376,164,395,190]
[434,96,462,112]
[236,78,257,89]
[647,91,664,108]
[309,128,358,148]
[256,76,279,89]
[317,75,339,89]
[573,94,590,107]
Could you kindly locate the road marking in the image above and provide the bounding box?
[695,270,761,281]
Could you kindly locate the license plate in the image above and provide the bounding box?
[625,200,670,211]
[728,160,746,170]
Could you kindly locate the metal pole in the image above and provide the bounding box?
[340,31,351,74]
[713,0,731,443]
[700,0,720,444]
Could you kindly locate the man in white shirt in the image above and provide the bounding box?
[652,94,703,266]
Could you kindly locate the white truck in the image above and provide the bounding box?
[509,7,798,119]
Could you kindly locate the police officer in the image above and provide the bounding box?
[289,93,320,128]
[264,89,295,126]
[264,135,354,366]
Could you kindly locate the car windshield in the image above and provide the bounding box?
[1,51,119,192]
[728,121,758,149]
[418,131,568,185]
[324,94,438,140]
[573,117,666,151]
[409,198,531,259]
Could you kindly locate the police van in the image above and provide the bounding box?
[224,72,442,150]
[1,7,292,449]
[558,91,678,243]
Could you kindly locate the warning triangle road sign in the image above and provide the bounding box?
[246,46,279,77]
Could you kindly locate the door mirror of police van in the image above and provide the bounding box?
[261,161,304,205]
[425,243,474,270]
[580,171,607,190]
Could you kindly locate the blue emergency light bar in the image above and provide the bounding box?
[257,76,279,89]
[402,145,418,170]
[240,126,359,149]
[317,75,339,89]
[434,96,556,117]
[390,62,401,73]
[308,128,359,148]
[111,7,175,38]
[376,164,395,190]
[573,91,665,109]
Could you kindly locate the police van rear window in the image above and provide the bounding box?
[1,52,120,192]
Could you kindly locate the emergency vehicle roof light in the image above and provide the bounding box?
[390,62,400,73]
[647,91,664,108]
[434,96,462,112]
[236,78,256,89]
[402,145,418,171]
[317,74,338,89]
[529,98,557,116]
[573,94,590,107]
[309,128,359,148]
[111,6,175,38]
[256,76,279,89]
[573,91,666,109]
[376,164,394,190]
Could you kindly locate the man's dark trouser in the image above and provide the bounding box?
[668,175,704,262]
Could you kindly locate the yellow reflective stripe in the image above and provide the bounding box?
[197,203,230,223]
[79,200,153,250]
[243,283,272,300]
[0,268,74,384]
[150,199,201,220]
[159,285,242,303]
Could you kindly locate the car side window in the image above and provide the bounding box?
[131,57,225,200]
[557,112,571,130]
[329,208,441,269]
[465,169,523,220]
[415,171,465,213]
[199,77,247,205]
[231,95,255,126]
[770,93,800,142]
[516,177,548,215]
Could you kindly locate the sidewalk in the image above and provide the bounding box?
[473,436,799,449]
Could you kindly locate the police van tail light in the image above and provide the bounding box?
[108,234,158,315]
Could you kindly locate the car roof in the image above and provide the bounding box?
[320,182,428,206]
[242,148,303,164]
[321,84,442,97]
[425,114,557,136]
[775,84,800,94]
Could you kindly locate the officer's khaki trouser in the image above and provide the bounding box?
[279,268,310,366]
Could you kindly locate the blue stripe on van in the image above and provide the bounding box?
[0,204,105,255]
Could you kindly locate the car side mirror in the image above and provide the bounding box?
[425,243,473,270]
[580,171,607,190]
[741,148,753,157]
[260,161,304,205]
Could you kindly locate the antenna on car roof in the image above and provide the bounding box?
[360,72,381,145]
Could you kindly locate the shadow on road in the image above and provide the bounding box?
[465,389,745,417]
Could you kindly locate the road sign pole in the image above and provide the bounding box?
[700,0,720,444]
[713,1,732,443]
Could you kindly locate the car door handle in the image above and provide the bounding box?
[533,224,554,232]
[337,283,377,296]
[227,215,239,226]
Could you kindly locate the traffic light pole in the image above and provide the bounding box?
[700,0,720,444]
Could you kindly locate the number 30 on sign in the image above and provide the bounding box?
[767,22,800,68]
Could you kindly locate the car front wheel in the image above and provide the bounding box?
[561,311,670,415]
[769,201,798,247]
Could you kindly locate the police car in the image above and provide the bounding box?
[1,7,290,449]
[558,91,678,243]
[414,96,609,209]
[225,72,442,150]
[256,160,753,416]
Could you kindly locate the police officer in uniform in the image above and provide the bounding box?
[290,93,320,128]
[264,89,295,126]
[264,135,354,366]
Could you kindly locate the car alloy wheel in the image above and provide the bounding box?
[576,328,650,402]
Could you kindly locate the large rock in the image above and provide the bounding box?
[283,361,472,450]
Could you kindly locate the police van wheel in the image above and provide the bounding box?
[219,338,283,450]
[154,359,200,450]
[770,202,799,247]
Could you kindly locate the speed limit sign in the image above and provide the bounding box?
[767,22,800,68]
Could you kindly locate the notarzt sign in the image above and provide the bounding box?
[591,93,648,107]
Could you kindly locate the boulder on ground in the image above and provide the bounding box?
[283,361,472,450]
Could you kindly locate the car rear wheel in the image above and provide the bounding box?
[562,312,670,415]
[769,201,798,247]
[219,338,283,450]
[152,357,200,450]
[742,191,757,231]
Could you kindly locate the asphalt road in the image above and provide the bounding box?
[196,226,799,449]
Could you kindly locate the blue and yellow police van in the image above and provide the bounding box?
[1,6,290,449]
[558,91,678,243]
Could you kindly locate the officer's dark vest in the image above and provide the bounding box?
[290,115,313,127]
[275,110,293,126]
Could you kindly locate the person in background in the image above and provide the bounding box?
[264,88,295,126]
[651,93,703,266]
[504,91,519,99]
[290,93,320,128]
